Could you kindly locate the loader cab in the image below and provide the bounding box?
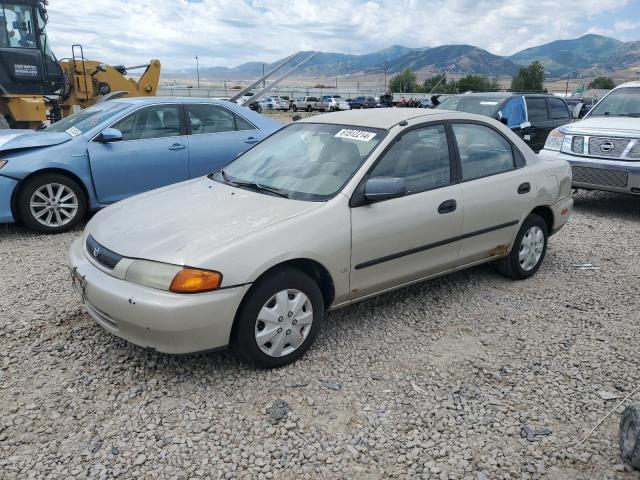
[0,1,63,95]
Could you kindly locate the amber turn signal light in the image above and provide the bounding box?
[170,268,222,293]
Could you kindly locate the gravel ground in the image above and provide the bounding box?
[1,190,639,480]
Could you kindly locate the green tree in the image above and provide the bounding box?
[511,61,545,91]
[457,75,499,92]
[389,68,418,93]
[422,75,457,94]
[587,76,615,89]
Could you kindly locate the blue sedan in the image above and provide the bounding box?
[0,97,281,233]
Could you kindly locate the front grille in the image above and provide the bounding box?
[85,235,123,270]
[572,166,628,188]
[571,136,584,154]
[628,141,640,159]
[588,137,632,158]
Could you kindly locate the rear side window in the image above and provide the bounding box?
[453,124,515,181]
[186,104,236,134]
[547,98,570,119]
[526,98,548,122]
[235,114,256,131]
[370,125,450,193]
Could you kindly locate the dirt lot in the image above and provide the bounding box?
[1,190,639,480]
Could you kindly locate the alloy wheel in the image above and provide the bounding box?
[29,183,78,228]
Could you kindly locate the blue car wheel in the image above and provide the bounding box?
[17,173,87,233]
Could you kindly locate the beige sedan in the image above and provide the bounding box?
[69,109,573,367]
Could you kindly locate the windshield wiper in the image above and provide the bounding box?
[218,170,289,198]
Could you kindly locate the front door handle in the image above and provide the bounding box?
[518,182,531,194]
[245,137,259,144]
[438,199,457,214]
[168,143,186,151]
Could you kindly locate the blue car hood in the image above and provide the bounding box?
[0,130,72,152]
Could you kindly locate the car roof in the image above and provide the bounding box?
[445,92,555,99]
[299,108,452,129]
[615,81,640,89]
[112,96,231,105]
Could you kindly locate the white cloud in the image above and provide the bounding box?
[45,0,632,70]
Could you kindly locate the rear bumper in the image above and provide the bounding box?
[68,237,250,354]
[0,174,17,223]
[540,149,640,195]
[548,195,573,235]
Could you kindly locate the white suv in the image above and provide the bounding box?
[540,81,640,196]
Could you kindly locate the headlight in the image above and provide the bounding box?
[0,160,7,169]
[544,128,564,151]
[124,260,222,293]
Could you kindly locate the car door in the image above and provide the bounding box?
[524,97,555,152]
[87,104,188,204]
[350,123,463,299]
[185,103,262,177]
[452,122,535,266]
[547,97,571,130]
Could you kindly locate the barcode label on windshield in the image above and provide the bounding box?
[335,129,376,141]
[66,127,82,137]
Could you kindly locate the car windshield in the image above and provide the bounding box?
[215,123,385,201]
[588,87,640,117]
[45,102,130,135]
[438,96,504,117]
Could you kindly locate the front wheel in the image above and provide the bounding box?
[17,173,87,234]
[292,105,297,112]
[620,404,640,469]
[496,213,548,279]
[231,267,324,368]
[306,105,312,112]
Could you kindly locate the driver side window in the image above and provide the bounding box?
[112,105,181,141]
[370,125,451,194]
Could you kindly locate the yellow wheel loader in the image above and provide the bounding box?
[0,1,160,129]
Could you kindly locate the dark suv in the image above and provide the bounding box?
[437,93,572,152]
[349,96,377,109]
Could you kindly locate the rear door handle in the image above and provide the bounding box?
[168,143,186,151]
[245,137,259,144]
[438,199,457,214]
[518,182,531,194]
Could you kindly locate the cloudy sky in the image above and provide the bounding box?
[46,0,640,70]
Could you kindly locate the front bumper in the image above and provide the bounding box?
[0,174,17,223]
[68,237,250,354]
[540,149,640,195]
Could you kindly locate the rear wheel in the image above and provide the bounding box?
[231,267,324,368]
[306,105,312,112]
[496,214,548,279]
[17,173,86,234]
[292,104,297,112]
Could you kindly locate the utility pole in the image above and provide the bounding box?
[263,64,265,88]
[384,58,388,93]
[195,56,200,88]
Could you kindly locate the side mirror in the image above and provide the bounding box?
[97,128,123,143]
[364,177,407,202]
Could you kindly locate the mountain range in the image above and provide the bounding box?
[171,34,640,80]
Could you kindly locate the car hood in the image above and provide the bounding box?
[0,130,72,152]
[563,117,640,137]
[88,177,322,266]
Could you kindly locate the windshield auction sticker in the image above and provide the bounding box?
[66,127,82,137]
[335,129,376,141]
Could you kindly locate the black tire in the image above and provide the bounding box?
[231,267,324,368]
[496,213,548,280]
[17,173,87,234]
[292,105,297,112]
[620,405,640,469]
[306,105,312,112]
